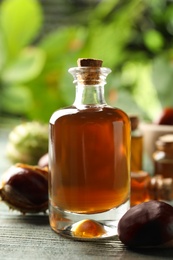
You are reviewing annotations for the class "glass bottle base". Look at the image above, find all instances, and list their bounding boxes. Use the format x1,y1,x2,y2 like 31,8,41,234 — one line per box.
49,200,130,240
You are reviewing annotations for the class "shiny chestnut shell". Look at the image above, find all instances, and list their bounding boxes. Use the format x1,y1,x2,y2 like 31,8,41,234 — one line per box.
118,200,173,247
0,163,48,214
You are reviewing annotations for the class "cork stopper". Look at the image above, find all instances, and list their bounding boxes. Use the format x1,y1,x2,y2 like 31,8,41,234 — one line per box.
77,58,103,67
76,58,103,85
129,115,139,131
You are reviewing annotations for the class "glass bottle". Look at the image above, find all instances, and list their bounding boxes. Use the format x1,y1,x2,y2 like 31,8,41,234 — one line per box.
153,134,173,178
48,58,131,239
131,171,173,206
130,171,150,206
130,115,143,172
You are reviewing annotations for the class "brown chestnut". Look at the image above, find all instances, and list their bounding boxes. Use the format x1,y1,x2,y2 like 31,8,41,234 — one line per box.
118,200,173,247
0,163,48,214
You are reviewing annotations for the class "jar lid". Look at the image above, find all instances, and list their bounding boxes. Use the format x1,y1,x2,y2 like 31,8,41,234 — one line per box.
131,171,150,184
156,134,173,150
158,134,173,142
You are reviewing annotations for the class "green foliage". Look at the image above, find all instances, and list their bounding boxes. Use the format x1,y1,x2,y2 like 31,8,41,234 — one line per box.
1,84,32,114
0,0,42,59
143,30,164,52
152,51,173,109
0,0,173,123
0,0,43,117
84,0,143,68
2,48,46,83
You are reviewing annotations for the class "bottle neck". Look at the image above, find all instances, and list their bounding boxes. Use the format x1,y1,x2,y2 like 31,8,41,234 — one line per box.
69,66,111,108
73,84,106,107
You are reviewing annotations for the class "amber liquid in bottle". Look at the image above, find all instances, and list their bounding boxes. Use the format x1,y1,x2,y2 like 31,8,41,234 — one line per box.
49,59,131,239
50,106,130,213
130,115,143,172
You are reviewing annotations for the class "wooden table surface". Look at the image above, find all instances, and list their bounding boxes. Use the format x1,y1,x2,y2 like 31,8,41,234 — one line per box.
1,124,173,260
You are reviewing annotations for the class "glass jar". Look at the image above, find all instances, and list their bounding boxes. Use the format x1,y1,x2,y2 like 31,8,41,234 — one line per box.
153,134,173,178
130,115,143,172
131,171,173,206
130,171,150,206
48,58,131,239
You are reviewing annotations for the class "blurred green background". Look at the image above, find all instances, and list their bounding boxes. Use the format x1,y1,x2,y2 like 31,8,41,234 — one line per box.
0,0,173,123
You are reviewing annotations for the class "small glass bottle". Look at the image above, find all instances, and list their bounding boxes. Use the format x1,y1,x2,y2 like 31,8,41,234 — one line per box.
131,171,173,206
153,134,173,178
130,115,143,172
49,58,131,239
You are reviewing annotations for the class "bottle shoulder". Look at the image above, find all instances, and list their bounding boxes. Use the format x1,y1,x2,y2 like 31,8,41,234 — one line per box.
50,106,77,124
49,105,130,125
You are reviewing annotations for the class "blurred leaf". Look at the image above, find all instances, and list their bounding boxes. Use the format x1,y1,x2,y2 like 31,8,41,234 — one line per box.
151,52,173,108
25,78,66,122
0,30,7,71
39,27,85,62
0,0,43,59
106,61,161,121
90,0,119,20
108,89,146,117
132,61,162,120
2,47,46,83
83,23,128,68
143,30,164,52
164,5,173,35
1,84,32,114
58,68,76,106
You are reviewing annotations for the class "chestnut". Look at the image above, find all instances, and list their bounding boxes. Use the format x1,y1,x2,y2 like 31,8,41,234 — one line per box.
118,200,173,247
0,163,48,214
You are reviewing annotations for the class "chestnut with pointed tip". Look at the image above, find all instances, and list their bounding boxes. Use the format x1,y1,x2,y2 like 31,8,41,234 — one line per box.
0,163,48,214
118,200,173,247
